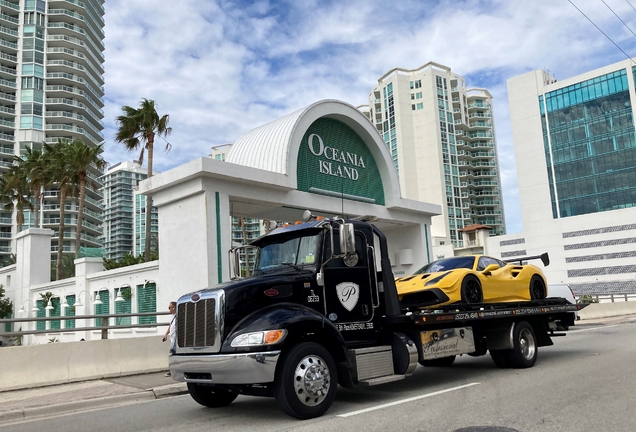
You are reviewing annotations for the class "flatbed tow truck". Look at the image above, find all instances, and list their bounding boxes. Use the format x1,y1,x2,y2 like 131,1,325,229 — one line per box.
169,212,586,419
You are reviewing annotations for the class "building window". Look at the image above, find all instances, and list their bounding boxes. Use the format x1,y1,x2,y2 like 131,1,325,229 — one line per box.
94,289,110,327
36,299,45,331
19,116,43,129
24,0,46,13
22,64,44,78
65,295,76,329
137,282,157,324
115,286,132,326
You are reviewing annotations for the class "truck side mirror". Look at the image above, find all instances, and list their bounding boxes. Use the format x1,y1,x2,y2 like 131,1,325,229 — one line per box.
340,223,355,255
340,223,358,267
229,247,241,280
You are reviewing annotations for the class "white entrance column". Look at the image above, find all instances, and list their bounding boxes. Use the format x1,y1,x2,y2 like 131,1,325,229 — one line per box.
14,228,54,345
147,167,233,299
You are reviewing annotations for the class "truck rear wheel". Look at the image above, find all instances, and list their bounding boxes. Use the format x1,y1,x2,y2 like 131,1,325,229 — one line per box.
420,355,456,367
506,321,538,368
490,350,511,368
187,383,238,407
274,342,338,420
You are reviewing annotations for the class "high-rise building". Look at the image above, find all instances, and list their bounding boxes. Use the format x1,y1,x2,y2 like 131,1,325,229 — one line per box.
362,62,505,257
101,162,156,260
488,60,636,295
0,0,105,262
134,190,158,257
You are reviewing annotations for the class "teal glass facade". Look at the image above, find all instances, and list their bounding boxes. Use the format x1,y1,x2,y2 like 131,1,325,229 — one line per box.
540,69,636,218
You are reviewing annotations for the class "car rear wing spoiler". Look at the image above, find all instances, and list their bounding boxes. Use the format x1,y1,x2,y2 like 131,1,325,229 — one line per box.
504,252,550,267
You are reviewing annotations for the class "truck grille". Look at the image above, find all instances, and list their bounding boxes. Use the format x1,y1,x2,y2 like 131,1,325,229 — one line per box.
177,299,217,348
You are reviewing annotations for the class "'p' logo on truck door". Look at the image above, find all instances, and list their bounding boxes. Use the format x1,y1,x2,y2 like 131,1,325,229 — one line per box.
336,282,360,311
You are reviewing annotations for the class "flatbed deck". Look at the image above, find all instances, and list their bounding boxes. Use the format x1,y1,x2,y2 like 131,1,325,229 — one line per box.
385,298,586,326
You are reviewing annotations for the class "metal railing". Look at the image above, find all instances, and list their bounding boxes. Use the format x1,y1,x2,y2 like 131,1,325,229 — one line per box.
574,293,636,303
0,311,171,340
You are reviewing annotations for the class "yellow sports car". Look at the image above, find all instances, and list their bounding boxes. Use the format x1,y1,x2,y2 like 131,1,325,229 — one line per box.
395,253,549,309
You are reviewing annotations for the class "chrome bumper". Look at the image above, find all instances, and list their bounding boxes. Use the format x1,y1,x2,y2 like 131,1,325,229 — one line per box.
169,351,281,384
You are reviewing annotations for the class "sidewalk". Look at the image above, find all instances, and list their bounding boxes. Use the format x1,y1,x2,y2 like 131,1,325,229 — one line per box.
1,314,634,426
0,371,188,425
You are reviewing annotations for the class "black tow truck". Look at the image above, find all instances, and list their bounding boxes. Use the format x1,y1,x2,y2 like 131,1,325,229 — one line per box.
169,212,585,419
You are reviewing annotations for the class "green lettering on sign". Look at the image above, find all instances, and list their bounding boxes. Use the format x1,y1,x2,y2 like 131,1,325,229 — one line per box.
296,118,385,205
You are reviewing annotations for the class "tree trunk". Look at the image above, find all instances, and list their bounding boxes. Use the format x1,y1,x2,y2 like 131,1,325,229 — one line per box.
56,189,66,280
33,186,40,228
16,206,23,232
144,137,154,261
75,179,86,256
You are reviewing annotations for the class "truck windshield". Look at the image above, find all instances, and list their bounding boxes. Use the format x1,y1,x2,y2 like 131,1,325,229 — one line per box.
255,233,320,272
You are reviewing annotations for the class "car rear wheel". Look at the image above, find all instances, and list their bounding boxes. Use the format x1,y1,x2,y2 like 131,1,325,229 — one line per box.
461,275,483,304
530,275,546,300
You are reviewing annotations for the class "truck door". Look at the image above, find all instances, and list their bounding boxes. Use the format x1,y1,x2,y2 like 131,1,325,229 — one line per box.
322,230,376,327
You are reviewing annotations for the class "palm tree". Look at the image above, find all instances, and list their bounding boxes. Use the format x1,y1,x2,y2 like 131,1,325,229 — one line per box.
115,98,171,261
0,165,34,232
65,140,106,256
44,141,77,280
15,147,49,228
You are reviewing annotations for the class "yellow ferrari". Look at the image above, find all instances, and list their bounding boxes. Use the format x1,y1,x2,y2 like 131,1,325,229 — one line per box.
395,253,549,309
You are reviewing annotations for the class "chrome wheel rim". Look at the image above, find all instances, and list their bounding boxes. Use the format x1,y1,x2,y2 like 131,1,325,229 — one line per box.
293,354,331,406
519,328,536,360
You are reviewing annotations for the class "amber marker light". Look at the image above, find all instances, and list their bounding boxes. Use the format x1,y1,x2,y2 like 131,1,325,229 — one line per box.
265,330,286,344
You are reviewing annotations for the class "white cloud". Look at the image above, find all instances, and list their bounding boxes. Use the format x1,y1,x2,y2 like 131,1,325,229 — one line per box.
102,0,636,233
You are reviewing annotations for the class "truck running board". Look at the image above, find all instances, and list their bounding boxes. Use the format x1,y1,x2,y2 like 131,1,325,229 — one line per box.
358,374,406,386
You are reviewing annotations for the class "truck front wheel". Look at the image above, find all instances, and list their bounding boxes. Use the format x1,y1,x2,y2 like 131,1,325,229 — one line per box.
274,342,338,419
187,383,238,407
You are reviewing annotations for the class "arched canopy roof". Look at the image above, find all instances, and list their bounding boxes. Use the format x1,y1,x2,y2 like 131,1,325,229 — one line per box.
226,99,402,206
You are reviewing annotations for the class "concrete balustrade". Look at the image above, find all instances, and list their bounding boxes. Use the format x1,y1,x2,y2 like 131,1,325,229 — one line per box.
577,301,636,320
0,336,168,392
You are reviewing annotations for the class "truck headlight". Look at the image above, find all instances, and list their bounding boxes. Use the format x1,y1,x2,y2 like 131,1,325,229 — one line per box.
231,329,287,347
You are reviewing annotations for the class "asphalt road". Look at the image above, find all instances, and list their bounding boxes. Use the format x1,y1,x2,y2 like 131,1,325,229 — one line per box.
4,320,636,432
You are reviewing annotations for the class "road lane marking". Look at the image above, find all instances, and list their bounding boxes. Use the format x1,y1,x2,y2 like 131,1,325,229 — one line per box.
336,382,481,418
568,324,620,333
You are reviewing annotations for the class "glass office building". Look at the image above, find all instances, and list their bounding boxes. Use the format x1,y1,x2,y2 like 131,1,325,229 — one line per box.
540,69,636,219
489,60,636,296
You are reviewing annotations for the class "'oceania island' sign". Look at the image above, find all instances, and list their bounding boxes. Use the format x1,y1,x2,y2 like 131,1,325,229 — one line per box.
296,118,385,205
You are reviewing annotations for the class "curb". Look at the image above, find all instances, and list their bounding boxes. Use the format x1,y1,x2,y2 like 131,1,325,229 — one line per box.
0,384,187,425
152,382,188,398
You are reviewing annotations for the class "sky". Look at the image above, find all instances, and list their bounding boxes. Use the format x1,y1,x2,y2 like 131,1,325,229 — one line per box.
101,0,636,234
